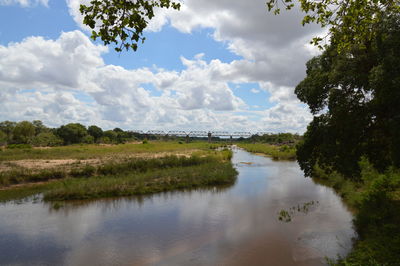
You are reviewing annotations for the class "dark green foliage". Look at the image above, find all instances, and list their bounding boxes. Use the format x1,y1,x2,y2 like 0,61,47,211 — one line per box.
56,123,88,145
296,14,400,178
88,125,103,142
30,132,63,147
0,121,16,144
82,135,94,144
0,130,6,145
315,161,400,265
12,121,35,144
32,120,47,135
80,0,181,52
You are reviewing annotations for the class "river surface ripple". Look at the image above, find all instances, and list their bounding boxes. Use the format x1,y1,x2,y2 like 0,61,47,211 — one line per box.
0,148,355,266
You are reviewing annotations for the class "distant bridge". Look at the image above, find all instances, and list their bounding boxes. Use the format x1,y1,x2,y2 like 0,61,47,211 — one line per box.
131,130,272,143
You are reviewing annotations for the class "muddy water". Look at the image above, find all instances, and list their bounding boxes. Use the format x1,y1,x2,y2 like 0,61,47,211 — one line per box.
0,148,355,265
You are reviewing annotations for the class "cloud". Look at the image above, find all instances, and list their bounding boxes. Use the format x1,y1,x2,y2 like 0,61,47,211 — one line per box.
2,0,323,133
0,0,48,7
0,31,106,90
1,31,269,131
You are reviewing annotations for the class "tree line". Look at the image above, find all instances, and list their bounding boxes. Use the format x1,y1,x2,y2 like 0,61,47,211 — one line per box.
0,120,143,147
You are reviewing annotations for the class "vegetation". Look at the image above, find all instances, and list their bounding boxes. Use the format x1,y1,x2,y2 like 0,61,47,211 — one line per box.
80,0,181,52
267,0,399,51
0,183,52,203
0,145,236,201
43,159,236,201
248,132,301,145
313,160,400,265
0,120,144,147
296,13,400,179
268,2,400,264
237,143,296,160
0,141,224,161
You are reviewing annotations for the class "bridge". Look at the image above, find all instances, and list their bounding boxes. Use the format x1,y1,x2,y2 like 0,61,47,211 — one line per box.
131,130,271,143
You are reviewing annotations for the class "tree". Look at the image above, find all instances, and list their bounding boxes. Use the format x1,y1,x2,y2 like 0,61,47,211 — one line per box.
32,120,48,135
88,125,103,142
0,121,16,143
295,13,400,178
80,0,180,52
266,0,400,51
12,121,35,144
0,130,7,146
31,132,63,147
103,130,118,143
57,123,88,145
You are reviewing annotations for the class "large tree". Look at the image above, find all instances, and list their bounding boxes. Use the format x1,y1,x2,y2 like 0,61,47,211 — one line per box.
88,125,103,142
57,123,88,145
295,13,400,178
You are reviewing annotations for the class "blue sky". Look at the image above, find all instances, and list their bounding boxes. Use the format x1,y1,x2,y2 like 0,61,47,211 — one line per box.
0,0,320,132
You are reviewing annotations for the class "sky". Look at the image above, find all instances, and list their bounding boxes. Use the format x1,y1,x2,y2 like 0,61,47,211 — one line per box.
0,0,323,133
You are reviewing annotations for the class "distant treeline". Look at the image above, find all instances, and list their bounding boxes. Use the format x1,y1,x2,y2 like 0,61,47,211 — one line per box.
0,120,302,147
0,120,144,147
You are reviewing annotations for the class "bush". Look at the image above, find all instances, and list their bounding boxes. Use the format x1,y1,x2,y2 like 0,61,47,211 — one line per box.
7,144,32,149
30,132,63,147
82,135,94,144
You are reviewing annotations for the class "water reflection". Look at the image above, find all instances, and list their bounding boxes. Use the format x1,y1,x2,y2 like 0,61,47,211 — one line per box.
0,149,355,265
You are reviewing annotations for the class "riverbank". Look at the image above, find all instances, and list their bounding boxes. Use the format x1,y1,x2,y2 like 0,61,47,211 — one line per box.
313,161,400,265
0,142,237,202
236,143,296,160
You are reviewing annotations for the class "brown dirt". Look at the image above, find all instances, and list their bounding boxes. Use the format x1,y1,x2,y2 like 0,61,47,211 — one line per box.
0,150,197,173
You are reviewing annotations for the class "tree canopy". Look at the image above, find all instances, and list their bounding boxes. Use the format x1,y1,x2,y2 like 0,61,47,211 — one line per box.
267,0,400,50
295,12,400,178
80,0,180,52
12,121,35,144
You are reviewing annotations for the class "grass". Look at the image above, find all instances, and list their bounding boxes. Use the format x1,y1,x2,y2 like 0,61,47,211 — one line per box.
43,161,237,201
313,160,400,265
0,141,225,161
236,143,296,160
0,148,237,201
0,183,50,203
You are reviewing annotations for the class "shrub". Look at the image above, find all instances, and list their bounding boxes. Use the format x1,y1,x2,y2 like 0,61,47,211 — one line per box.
7,144,32,149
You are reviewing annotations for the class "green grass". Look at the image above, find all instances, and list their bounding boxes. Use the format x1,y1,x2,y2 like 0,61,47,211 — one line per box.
236,143,296,160
0,141,225,161
43,161,237,201
0,149,237,202
313,160,400,265
0,149,233,187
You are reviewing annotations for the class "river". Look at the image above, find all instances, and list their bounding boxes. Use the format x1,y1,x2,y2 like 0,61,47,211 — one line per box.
0,148,355,265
